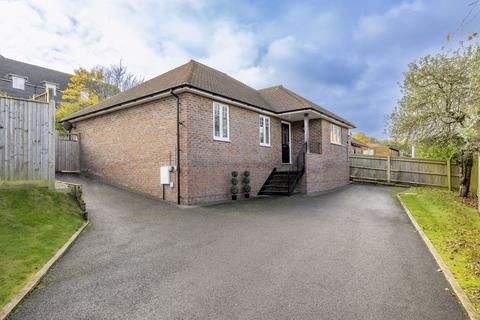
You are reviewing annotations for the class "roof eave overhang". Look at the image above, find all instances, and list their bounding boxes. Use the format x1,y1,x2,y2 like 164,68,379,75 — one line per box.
277,109,355,129
64,84,355,129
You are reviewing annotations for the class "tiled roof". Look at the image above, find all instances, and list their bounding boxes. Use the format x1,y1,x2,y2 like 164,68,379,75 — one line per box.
0,55,71,90
258,85,354,127
63,59,354,127
350,138,367,147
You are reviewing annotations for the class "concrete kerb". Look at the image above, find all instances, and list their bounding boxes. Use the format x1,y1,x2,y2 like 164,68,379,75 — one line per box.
397,193,479,320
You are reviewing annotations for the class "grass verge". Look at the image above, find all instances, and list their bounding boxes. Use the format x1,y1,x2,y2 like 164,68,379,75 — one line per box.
399,187,480,313
0,188,84,309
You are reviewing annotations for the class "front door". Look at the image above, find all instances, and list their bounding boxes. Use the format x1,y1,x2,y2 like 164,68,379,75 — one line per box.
281,122,291,163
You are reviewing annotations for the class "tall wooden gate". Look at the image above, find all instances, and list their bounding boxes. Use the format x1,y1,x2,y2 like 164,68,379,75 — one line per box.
55,132,80,172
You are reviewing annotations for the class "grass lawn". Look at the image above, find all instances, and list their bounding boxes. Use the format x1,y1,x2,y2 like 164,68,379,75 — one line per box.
0,188,84,309
399,188,480,313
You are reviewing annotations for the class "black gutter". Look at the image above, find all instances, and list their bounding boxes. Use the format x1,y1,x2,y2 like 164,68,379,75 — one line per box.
170,89,181,205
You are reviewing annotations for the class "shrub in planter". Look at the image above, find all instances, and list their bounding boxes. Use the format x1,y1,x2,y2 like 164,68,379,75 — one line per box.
243,171,251,198
231,171,239,200
243,184,251,198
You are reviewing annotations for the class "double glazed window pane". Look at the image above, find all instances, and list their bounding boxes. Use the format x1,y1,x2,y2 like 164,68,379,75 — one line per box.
331,124,341,144
214,103,229,140
222,107,228,138
260,117,264,143
214,105,220,137
265,118,270,145
259,116,270,146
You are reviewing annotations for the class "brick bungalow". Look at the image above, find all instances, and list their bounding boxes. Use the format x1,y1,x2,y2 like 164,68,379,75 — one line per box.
62,60,355,205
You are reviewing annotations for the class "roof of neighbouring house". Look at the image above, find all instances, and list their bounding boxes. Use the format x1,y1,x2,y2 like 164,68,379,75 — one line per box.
350,138,367,147
366,142,400,152
0,55,71,90
63,59,354,127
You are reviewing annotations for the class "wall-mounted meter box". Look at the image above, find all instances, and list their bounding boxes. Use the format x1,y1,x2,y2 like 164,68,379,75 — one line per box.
160,166,171,184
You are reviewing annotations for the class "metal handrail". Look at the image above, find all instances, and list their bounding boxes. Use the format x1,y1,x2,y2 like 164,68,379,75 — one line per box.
287,142,307,196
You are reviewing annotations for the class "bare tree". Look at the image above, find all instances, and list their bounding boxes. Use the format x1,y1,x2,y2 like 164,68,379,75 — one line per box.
94,60,144,99
104,60,144,91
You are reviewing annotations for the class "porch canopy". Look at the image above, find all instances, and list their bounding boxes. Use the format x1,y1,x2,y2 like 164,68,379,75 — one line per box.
277,109,351,153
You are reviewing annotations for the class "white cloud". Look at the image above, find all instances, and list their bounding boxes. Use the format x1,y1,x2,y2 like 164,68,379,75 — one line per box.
0,0,265,81
0,0,468,138
200,23,259,74
354,0,425,42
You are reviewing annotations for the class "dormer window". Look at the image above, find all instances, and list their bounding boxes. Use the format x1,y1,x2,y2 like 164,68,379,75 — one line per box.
45,83,57,96
12,76,25,90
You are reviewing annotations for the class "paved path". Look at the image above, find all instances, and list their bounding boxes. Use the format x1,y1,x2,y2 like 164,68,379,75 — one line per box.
10,175,466,319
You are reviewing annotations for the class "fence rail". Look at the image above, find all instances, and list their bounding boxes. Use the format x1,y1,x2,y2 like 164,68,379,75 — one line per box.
349,155,462,189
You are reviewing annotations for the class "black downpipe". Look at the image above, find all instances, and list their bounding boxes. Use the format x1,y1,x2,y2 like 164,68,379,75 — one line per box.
170,89,181,205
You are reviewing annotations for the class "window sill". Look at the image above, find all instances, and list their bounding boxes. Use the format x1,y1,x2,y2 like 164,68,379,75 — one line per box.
330,142,343,146
214,137,230,143
260,144,271,148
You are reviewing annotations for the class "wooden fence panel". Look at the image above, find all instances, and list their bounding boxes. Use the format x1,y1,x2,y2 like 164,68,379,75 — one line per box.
349,156,388,182
0,97,55,188
55,133,80,172
349,155,462,189
390,157,448,187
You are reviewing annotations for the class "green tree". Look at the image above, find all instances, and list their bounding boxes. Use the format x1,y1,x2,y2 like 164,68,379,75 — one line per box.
352,132,378,144
56,62,144,130
387,44,480,197
55,68,103,130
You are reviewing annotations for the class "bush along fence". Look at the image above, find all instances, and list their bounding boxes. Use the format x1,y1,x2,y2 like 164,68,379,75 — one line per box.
0,96,56,189
349,154,479,193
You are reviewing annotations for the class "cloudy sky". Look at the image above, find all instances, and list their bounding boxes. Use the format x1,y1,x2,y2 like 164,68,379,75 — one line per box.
0,0,477,137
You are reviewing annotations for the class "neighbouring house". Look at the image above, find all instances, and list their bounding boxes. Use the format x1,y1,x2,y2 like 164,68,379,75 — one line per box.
0,54,71,105
350,137,367,154
363,143,400,156
62,60,355,205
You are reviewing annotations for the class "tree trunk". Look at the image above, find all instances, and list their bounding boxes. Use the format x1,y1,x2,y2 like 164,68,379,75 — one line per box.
459,152,473,197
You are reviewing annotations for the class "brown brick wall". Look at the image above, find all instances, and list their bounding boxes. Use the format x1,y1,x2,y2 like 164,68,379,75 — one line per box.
73,92,284,205
73,96,183,203
303,120,350,193
182,93,282,204
73,92,350,205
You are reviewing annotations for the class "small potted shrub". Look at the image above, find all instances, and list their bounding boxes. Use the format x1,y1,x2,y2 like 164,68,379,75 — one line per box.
231,171,239,200
243,171,251,198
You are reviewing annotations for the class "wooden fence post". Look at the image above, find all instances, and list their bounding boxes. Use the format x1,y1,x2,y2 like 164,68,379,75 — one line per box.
47,98,56,189
447,158,452,191
387,156,391,183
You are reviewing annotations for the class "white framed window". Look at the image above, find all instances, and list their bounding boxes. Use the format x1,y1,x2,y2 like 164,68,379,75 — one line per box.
330,123,342,145
259,115,271,147
363,149,374,155
12,76,25,90
213,102,229,141
45,83,57,96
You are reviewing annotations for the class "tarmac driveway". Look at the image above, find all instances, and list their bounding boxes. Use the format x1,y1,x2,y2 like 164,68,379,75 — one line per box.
10,175,466,320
